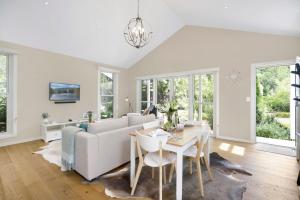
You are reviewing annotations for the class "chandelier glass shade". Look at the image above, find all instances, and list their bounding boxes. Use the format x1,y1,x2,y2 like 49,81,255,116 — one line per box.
124,0,153,49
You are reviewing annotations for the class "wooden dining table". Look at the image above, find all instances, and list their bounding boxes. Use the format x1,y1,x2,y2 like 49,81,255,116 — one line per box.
129,125,211,200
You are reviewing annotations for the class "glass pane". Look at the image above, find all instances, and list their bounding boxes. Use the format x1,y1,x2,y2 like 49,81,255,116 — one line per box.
100,72,113,95
0,82,7,95
193,74,214,129
149,80,154,102
141,80,147,101
202,74,214,129
0,55,7,133
100,96,113,119
174,77,189,122
202,74,214,104
203,103,213,129
141,80,154,102
193,75,200,121
157,79,170,108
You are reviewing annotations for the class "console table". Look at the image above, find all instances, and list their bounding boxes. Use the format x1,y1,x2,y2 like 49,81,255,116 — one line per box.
41,120,88,142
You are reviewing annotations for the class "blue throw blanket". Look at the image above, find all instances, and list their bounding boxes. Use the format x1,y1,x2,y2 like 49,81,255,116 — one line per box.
61,126,82,171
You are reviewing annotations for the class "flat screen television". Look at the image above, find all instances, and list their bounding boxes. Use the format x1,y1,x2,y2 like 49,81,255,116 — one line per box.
49,82,80,102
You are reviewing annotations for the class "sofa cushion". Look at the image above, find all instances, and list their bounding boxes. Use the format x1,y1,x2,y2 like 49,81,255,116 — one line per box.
128,114,156,126
127,113,141,117
88,117,128,134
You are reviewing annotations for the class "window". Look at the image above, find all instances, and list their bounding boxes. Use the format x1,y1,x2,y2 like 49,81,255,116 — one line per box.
0,52,17,138
99,70,118,119
174,76,190,121
140,79,154,112
137,70,217,133
0,55,8,133
157,79,170,107
193,74,214,129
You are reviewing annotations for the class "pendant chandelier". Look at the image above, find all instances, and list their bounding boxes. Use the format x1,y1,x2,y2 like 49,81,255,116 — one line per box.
124,0,153,49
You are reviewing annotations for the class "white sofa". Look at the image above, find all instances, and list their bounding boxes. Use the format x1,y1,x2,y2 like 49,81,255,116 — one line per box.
74,114,156,181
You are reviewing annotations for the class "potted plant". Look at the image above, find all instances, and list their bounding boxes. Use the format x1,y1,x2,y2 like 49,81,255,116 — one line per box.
41,113,49,124
159,99,179,131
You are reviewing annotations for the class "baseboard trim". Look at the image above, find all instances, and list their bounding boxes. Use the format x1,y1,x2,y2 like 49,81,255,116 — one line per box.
0,136,42,147
216,135,251,143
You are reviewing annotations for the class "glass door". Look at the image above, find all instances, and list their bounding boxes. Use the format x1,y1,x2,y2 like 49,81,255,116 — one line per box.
174,76,189,121
194,73,215,130
140,79,154,112
157,79,171,107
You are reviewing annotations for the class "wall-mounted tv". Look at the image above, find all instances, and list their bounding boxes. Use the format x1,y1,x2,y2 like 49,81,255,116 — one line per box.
49,82,80,103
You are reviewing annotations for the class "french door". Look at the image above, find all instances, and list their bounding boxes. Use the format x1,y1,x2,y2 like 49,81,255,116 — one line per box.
138,72,217,133
193,74,215,130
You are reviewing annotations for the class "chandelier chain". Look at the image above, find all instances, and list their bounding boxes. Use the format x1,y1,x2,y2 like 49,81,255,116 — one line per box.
137,0,140,18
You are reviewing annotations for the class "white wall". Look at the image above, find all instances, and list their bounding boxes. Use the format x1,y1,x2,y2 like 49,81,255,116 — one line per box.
128,26,300,142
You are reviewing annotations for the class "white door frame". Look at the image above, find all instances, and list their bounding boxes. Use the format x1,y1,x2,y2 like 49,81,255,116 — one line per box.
250,59,295,143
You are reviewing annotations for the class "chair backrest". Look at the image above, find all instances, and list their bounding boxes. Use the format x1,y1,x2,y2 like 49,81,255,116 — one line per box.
136,131,168,153
194,122,210,138
196,125,211,157
143,120,160,130
199,130,210,151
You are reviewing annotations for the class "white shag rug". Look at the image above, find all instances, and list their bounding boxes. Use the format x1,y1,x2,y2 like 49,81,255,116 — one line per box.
34,140,66,171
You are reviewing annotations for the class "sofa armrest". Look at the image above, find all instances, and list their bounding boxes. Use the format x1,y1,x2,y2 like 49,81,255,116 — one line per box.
75,132,98,181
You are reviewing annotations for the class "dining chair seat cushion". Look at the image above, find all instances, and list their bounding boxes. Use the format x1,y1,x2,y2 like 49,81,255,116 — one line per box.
144,152,176,167
183,145,204,158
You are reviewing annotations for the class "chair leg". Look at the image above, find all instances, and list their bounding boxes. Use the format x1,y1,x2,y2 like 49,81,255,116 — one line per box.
189,158,193,174
131,162,143,196
169,163,175,183
200,157,205,165
159,165,162,200
203,157,213,180
163,166,167,184
152,167,155,179
196,159,204,197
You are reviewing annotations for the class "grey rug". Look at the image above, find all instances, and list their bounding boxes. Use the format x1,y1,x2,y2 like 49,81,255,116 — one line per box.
99,152,252,200
255,143,296,157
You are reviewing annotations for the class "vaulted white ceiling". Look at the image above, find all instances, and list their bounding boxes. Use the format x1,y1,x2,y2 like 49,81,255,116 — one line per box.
0,0,184,68
162,0,300,37
0,0,299,68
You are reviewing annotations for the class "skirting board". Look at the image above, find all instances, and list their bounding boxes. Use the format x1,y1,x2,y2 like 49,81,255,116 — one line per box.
0,136,42,147
216,135,252,143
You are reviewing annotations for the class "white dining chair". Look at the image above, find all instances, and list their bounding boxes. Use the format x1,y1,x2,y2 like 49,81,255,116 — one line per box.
169,122,213,197
143,120,167,180
131,131,176,200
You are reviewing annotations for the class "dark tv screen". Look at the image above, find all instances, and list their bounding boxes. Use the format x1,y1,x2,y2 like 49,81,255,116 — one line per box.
49,82,80,102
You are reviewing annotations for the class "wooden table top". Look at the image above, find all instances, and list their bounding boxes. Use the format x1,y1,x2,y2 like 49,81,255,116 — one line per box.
129,125,205,147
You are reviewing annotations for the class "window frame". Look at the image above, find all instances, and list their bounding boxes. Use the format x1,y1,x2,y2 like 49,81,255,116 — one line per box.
136,68,219,136
0,51,18,139
98,67,119,119
140,79,154,112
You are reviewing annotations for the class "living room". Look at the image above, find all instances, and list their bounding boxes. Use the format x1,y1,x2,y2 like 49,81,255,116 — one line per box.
0,0,300,200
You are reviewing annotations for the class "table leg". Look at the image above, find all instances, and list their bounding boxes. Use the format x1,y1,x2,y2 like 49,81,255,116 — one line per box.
176,151,183,200
205,136,210,167
130,136,136,188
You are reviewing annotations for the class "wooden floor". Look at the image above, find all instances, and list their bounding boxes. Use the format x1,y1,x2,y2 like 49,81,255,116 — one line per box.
0,138,299,200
